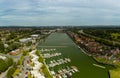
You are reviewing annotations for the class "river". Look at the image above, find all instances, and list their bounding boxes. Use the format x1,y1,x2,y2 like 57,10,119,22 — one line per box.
37,32,110,78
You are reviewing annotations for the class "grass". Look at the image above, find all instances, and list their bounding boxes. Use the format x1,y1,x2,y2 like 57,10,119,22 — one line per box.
28,73,33,78
110,62,120,78
42,64,53,78
17,56,24,66
111,33,120,40
12,68,21,77
110,68,120,78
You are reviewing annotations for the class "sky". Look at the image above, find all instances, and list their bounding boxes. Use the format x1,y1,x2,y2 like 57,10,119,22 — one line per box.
0,0,120,26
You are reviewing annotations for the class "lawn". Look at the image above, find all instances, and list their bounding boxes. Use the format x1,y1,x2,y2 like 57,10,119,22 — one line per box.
110,62,120,78
110,68,120,78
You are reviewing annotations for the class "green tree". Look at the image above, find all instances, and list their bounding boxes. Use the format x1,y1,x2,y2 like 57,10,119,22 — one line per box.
6,33,17,41
7,68,15,78
0,41,4,53
8,43,21,51
26,41,32,46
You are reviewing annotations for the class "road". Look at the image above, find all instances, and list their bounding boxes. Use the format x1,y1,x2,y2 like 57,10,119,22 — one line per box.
79,30,120,45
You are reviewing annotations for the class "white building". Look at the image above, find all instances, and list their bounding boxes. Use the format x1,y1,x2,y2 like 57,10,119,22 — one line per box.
19,38,32,43
0,55,6,60
31,34,39,39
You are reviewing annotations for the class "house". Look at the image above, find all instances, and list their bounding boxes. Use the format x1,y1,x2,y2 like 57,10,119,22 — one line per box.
9,48,21,55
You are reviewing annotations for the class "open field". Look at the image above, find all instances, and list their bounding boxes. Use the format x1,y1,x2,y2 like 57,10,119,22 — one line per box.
110,68,120,78
37,32,111,78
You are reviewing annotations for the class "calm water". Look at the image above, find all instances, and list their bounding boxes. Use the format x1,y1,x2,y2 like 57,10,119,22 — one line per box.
38,32,110,78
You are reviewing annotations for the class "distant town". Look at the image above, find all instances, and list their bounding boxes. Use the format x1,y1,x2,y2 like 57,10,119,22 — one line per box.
0,26,120,78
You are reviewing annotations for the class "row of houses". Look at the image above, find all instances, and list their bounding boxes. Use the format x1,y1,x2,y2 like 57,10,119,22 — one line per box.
68,31,120,61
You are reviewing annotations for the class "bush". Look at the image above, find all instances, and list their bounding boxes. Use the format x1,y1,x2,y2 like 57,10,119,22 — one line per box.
7,68,16,78
0,58,13,73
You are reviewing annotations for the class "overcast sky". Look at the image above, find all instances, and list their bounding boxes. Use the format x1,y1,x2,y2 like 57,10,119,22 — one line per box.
0,0,120,26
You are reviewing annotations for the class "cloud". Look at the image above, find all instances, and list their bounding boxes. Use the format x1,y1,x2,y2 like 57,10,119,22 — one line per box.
0,0,120,26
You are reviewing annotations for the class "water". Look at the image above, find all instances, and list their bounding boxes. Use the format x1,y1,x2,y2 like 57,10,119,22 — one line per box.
38,32,110,78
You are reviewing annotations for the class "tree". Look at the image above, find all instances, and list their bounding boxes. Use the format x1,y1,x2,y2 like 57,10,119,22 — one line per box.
0,41,4,53
7,68,15,78
8,43,21,51
26,41,32,46
6,33,17,41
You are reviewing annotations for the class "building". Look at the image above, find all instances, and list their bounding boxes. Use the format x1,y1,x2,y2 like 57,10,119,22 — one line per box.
19,38,32,44
31,34,39,39
0,55,6,60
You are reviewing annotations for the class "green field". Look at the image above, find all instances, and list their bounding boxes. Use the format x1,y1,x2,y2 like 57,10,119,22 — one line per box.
37,32,112,78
